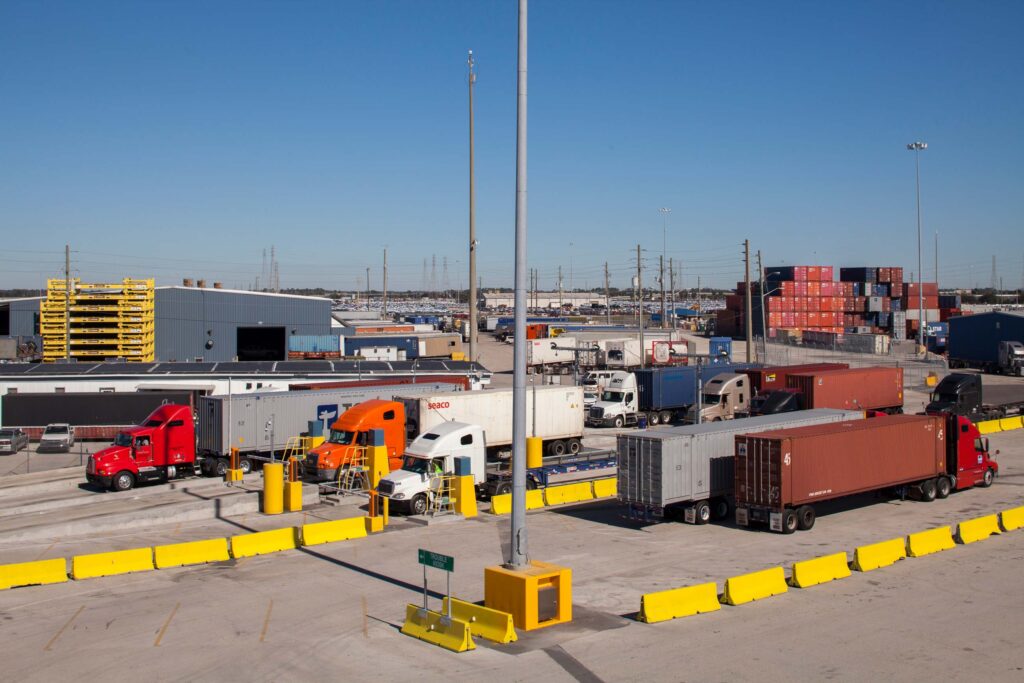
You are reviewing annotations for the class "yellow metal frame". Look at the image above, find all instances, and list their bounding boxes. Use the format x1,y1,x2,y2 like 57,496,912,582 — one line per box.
484,560,572,631
42,277,155,362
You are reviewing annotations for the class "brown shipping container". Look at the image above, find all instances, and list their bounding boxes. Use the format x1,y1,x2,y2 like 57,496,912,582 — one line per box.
744,363,849,393
786,366,903,411
421,334,463,358
734,415,946,512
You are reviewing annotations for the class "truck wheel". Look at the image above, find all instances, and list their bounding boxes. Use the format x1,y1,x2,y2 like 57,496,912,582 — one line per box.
567,438,582,455
613,417,624,429
919,478,937,502
711,498,730,520
796,505,816,531
410,494,429,516
694,500,711,525
548,440,567,456
112,471,135,492
659,411,672,425
214,458,228,476
936,476,952,499
981,468,994,488
239,458,253,474
648,412,660,425
495,482,511,496
781,509,798,534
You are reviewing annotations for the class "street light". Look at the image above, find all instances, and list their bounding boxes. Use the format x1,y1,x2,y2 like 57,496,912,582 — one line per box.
907,141,927,350
659,208,671,329
760,270,782,361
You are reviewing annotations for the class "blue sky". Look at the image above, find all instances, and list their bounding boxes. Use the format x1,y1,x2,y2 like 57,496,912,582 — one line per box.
2,1,1022,291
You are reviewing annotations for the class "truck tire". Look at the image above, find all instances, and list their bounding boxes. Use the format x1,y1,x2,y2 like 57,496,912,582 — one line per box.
796,505,816,531
919,478,937,502
711,498,730,520
936,476,952,499
410,494,429,516
981,468,994,487
495,482,511,496
613,416,624,429
659,411,672,425
567,438,582,455
548,440,567,456
781,509,798,534
694,500,711,525
214,458,229,477
239,458,253,474
112,471,135,492
648,412,660,425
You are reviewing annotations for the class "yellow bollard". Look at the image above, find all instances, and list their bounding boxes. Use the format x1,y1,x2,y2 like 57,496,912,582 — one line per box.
284,481,303,512
262,463,284,515
454,475,478,518
527,437,543,469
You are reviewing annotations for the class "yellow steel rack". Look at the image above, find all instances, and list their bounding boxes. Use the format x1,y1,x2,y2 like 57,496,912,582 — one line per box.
42,278,155,362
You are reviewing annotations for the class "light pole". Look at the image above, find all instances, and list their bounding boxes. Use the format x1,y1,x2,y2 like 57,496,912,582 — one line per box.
760,270,781,361
659,208,671,329
907,141,927,350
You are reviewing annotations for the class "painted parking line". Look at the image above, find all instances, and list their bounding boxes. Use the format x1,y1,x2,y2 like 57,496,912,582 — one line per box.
154,602,180,647
259,599,273,643
43,605,84,652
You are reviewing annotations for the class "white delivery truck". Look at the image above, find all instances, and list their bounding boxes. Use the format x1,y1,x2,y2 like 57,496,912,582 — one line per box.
526,337,579,373
585,372,639,428
399,385,584,457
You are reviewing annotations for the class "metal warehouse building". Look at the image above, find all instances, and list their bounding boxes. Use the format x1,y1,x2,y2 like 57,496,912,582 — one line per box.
155,286,332,362
2,288,332,362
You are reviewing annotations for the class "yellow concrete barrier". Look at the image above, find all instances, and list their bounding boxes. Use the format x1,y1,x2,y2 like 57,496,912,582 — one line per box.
442,597,518,644
545,483,585,505
526,489,545,510
0,558,68,590
490,493,511,515
976,420,1002,435
400,604,475,652
154,538,230,569
231,527,298,558
284,480,303,512
1001,505,1024,532
72,548,154,580
721,567,788,605
301,518,367,546
637,582,721,623
365,515,385,533
574,481,594,502
593,477,617,498
790,552,851,588
906,526,956,558
957,514,1001,544
999,416,1023,431
852,537,906,572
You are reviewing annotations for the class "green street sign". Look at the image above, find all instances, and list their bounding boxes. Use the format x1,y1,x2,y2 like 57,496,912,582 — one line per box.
418,549,454,572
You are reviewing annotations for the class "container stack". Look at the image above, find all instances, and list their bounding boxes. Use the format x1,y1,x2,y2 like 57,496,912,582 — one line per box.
900,281,939,340
938,294,963,322
837,266,905,336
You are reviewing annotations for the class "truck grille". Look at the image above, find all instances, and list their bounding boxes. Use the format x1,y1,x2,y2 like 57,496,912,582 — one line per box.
589,406,604,419
303,454,318,474
87,459,95,474
378,480,395,495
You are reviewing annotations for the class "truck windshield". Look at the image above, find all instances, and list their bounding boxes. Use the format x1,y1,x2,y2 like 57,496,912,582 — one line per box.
931,393,957,403
702,394,721,405
601,390,623,402
402,456,432,474
114,433,133,447
44,426,67,435
328,430,363,445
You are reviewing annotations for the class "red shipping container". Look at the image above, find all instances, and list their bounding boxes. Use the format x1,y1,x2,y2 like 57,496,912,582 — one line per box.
877,267,891,283
743,362,849,393
782,281,796,295
769,312,783,327
807,312,820,327
820,266,834,281
794,281,808,296
797,313,808,327
903,295,939,309
794,266,808,281
726,294,743,310
783,313,796,326
806,281,819,296
786,366,904,412
807,266,820,281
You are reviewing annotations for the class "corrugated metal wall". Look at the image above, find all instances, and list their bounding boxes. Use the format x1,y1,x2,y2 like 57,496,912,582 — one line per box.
8,298,41,337
154,288,332,362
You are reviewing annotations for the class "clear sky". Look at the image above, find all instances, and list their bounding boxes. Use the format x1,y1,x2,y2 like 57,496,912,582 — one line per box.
2,1,1022,292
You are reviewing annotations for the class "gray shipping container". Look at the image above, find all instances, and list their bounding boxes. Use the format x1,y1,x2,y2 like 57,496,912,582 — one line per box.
198,382,462,456
617,409,863,517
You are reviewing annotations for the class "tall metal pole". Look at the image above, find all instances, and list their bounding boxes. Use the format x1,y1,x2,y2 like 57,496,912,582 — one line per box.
669,257,675,329
744,239,752,363
468,50,479,363
908,141,927,349
659,208,670,329
659,254,665,330
558,265,563,311
383,248,388,319
64,244,71,361
934,231,938,285
604,262,610,325
637,244,645,369
757,250,766,361
366,267,370,312
508,0,529,569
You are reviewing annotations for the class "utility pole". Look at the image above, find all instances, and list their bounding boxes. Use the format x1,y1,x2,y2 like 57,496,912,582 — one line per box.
365,267,370,313
637,244,645,369
744,239,752,363
757,250,766,361
934,231,938,285
669,258,675,329
382,248,388,320
604,261,611,325
659,254,666,329
659,207,670,331
508,0,529,569
468,49,479,363
64,244,71,361
558,265,563,311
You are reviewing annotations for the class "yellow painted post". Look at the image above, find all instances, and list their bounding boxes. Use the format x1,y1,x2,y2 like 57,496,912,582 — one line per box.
368,445,389,488
454,475,478,518
526,437,543,469
225,447,244,483
262,463,284,515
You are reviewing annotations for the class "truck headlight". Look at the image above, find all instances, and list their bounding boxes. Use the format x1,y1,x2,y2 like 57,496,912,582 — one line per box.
391,493,406,500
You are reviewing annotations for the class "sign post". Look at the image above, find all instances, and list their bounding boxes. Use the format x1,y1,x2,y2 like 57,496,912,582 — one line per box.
418,549,455,621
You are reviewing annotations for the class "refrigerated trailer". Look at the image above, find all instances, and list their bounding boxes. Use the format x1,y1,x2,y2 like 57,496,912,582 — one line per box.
400,386,584,458
196,382,463,473
617,409,863,523
734,414,997,533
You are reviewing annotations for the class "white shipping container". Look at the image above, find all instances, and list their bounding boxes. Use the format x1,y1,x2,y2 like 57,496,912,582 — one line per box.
526,337,578,366
399,386,584,448
904,309,941,322
356,346,400,361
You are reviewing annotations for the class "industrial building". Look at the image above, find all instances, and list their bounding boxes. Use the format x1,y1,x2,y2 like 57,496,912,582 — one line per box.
1,285,334,363
484,291,607,309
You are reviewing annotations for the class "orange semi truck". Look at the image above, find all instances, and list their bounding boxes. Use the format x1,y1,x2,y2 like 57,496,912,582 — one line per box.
303,399,407,481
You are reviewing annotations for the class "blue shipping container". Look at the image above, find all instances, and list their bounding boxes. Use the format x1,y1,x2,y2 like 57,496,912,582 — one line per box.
635,362,759,411
948,312,1024,365
288,335,343,353
709,337,732,360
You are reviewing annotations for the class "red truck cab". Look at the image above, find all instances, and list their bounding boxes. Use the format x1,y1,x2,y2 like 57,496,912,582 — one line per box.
304,400,407,482
86,404,196,492
949,414,998,489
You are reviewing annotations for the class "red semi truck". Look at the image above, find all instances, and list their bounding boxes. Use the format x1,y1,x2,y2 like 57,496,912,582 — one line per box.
734,414,997,533
87,404,199,491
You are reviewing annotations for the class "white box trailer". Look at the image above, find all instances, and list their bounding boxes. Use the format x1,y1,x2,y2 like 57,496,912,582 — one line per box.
399,385,585,458
526,337,578,368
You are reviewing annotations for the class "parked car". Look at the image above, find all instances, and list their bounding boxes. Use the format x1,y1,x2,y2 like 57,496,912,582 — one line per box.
39,423,75,452
0,428,30,455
